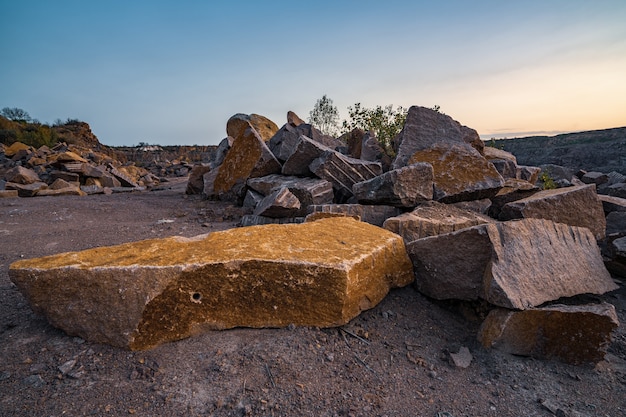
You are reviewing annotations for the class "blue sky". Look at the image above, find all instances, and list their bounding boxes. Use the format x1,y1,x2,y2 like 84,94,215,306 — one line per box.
1,1,625,146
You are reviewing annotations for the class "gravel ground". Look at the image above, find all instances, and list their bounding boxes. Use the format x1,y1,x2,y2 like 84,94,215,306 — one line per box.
1,180,625,417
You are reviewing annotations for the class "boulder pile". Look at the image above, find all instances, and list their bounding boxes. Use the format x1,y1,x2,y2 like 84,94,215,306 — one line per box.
0,141,161,197
9,106,623,364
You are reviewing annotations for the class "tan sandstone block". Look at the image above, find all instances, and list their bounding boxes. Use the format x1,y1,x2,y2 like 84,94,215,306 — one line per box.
9,217,413,350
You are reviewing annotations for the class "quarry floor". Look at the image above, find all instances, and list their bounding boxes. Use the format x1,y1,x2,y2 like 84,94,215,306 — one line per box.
1,179,625,417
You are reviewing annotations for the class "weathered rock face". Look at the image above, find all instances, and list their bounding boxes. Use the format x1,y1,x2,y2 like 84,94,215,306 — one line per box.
383,201,492,244
186,164,211,195
407,219,617,309
226,113,279,142
280,135,332,176
392,106,484,169
247,174,334,216
408,142,504,203
499,184,606,240
352,163,434,207
479,303,619,364
209,124,282,201
5,166,42,184
253,187,301,218
310,151,382,201
270,125,342,164
9,217,414,350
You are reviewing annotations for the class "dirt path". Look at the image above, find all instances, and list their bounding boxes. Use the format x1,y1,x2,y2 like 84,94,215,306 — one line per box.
1,183,625,416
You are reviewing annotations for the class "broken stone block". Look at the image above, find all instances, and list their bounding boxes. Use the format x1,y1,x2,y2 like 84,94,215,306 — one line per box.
499,184,606,240
516,165,541,184
3,141,31,157
5,181,48,197
242,189,264,209
9,217,414,350
287,110,305,127
450,198,492,215
489,159,517,179
406,218,618,309
483,146,517,164
352,163,434,207
209,124,282,201
408,142,504,203
360,132,392,171
382,201,492,244
581,171,608,185
99,172,122,188
253,187,301,218
488,178,540,218
50,170,80,184
308,204,400,227
479,303,619,364
0,190,18,198
247,174,334,216
281,135,333,176
36,187,87,197
606,211,626,235
226,113,279,142
186,164,211,195
4,166,41,184
310,151,382,201
392,106,484,170
107,165,139,188
270,124,341,163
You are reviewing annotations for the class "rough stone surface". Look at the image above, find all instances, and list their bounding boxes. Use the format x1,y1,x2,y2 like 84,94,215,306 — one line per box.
209,124,282,200
286,111,305,127
360,133,392,171
392,106,484,169
479,303,620,364
280,135,333,176
310,151,382,201
253,187,301,218
226,113,279,142
4,166,41,184
9,217,414,350
408,142,504,203
352,163,434,207
490,159,518,179
307,204,401,227
516,165,542,184
383,201,492,244
499,184,606,240
582,171,608,185
239,215,305,227
5,181,48,197
247,174,334,215
0,190,18,198
186,164,211,195
407,219,618,309
488,178,540,218
483,146,517,164
271,126,341,164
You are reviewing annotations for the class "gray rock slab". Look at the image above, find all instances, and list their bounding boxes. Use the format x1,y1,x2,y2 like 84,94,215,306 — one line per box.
253,187,301,218
499,184,606,240
406,218,618,309
352,163,434,207
310,151,382,200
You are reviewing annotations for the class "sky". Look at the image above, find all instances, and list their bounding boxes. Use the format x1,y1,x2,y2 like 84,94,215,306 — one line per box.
1,0,625,146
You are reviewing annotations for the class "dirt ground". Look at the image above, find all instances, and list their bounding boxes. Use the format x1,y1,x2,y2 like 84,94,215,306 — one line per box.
1,179,625,417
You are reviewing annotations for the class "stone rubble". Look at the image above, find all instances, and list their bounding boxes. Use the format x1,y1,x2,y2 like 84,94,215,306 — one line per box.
6,107,624,363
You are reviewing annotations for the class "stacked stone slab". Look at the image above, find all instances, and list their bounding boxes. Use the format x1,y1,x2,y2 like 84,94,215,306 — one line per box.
9,217,414,350
0,141,160,197
406,218,619,363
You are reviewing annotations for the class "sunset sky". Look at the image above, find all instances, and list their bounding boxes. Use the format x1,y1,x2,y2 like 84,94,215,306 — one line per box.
1,1,625,146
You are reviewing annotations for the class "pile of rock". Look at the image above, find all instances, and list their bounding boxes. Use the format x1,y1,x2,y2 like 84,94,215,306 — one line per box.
0,141,160,197
9,106,623,364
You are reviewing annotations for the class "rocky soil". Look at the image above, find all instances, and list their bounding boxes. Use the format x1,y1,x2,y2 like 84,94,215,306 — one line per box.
1,180,625,417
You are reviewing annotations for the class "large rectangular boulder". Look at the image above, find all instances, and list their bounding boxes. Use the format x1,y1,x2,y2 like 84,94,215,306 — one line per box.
479,303,619,364
9,217,414,350
352,163,434,207
499,184,606,240
406,218,618,309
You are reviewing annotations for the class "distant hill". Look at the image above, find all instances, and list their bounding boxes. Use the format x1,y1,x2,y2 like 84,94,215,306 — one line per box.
494,127,626,175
